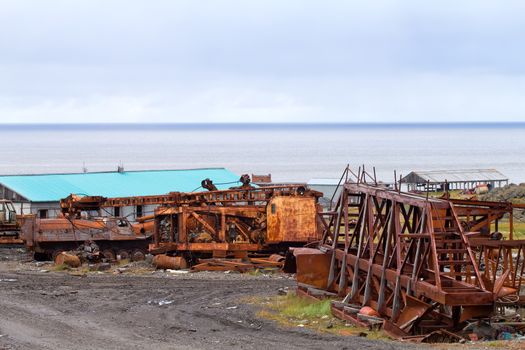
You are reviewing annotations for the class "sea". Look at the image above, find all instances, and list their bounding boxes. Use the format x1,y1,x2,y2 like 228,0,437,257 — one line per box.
0,123,523,184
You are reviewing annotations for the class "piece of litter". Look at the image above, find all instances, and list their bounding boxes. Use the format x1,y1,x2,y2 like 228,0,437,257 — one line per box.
0,279,17,282
167,269,189,274
297,324,305,328
158,300,174,306
226,306,238,310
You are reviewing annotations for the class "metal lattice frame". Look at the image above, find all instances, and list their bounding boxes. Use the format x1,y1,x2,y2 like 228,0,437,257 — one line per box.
310,168,494,335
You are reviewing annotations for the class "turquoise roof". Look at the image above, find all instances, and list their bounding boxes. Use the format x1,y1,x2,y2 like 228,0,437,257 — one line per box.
0,168,242,202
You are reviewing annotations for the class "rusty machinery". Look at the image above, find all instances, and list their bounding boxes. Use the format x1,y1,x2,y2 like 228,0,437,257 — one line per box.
293,167,525,337
21,215,152,261
21,193,180,260
451,198,525,305
148,184,323,266
0,199,23,244
21,176,323,263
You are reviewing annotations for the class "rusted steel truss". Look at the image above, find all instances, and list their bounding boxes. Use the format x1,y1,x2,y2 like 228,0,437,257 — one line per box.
297,169,497,335
451,199,525,304
469,239,525,305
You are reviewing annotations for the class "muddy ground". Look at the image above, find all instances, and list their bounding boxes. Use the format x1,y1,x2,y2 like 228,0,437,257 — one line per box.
0,248,407,350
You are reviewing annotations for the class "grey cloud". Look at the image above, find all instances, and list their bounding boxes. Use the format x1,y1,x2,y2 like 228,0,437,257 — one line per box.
0,1,525,122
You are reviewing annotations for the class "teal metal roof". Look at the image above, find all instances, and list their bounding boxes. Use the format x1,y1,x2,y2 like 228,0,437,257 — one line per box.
0,168,242,202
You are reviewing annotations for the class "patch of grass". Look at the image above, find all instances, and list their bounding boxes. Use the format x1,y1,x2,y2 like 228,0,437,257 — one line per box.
276,294,332,319
77,265,91,274
248,294,389,340
126,267,152,275
493,219,525,239
483,341,507,348
53,263,69,271
117,258,130,266
248,268,262,276
247,267,279,276
429,190,464,199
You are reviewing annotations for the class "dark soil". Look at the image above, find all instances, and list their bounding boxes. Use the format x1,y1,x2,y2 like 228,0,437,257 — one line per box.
0,248,405,350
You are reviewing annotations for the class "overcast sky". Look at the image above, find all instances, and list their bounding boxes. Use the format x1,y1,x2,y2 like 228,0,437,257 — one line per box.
1,1,525,123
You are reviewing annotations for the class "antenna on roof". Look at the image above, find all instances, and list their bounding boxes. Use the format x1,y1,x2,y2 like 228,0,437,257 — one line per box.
117,162,124,173
82,162,88,173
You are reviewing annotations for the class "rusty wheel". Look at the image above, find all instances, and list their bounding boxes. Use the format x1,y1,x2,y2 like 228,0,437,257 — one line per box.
131,250,145,262
102,249,116,261
117,249,130,261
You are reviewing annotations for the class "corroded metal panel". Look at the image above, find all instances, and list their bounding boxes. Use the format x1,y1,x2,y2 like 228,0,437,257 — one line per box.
266,196,319,243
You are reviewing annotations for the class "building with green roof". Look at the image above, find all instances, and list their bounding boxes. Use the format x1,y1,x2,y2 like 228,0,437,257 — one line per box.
0,168,242,219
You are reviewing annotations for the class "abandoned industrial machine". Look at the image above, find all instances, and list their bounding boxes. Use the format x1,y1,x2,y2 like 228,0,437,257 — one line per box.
149,184,323,267
21,214,152,261
20,194,162,260
0,199,22,244
19,176,324,265
293,167,525,339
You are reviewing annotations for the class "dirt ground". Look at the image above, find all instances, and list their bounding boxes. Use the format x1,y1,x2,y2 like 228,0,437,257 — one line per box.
0,248,408,350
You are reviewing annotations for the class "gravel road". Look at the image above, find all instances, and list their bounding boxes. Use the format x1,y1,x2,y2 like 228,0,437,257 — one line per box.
0,249,406,350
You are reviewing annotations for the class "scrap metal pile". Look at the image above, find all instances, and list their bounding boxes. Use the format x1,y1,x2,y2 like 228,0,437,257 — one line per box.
294,167,525,342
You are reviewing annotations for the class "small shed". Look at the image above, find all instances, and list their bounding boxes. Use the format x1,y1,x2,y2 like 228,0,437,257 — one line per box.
401,169,508,192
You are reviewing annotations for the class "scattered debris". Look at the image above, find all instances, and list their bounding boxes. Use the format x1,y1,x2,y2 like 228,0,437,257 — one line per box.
277,287,288,295
148,299,175,306
153,254,188,270
190,257,283,273
54,252,81,268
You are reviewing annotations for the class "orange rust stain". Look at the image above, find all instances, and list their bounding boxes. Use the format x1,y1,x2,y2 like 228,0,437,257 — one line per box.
266,196,319,243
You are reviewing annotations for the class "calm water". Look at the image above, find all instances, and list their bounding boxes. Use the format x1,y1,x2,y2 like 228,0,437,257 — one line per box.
0,124,523,184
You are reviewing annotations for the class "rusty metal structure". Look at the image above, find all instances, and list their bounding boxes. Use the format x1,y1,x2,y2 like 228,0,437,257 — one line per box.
149,185,323,265
451,198,525,305
0,199,23,244
294,167,525,337
21,175,323,265
450,198,524,240
20,193,178,259
21,215,152,261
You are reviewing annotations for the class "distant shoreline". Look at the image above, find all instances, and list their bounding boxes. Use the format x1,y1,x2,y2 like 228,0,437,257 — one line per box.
0,122,524,130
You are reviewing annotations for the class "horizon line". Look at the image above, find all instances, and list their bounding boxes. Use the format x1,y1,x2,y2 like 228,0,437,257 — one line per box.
0,121,524,129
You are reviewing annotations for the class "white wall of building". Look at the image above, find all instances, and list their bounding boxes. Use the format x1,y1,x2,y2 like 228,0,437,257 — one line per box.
12,201,159,222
